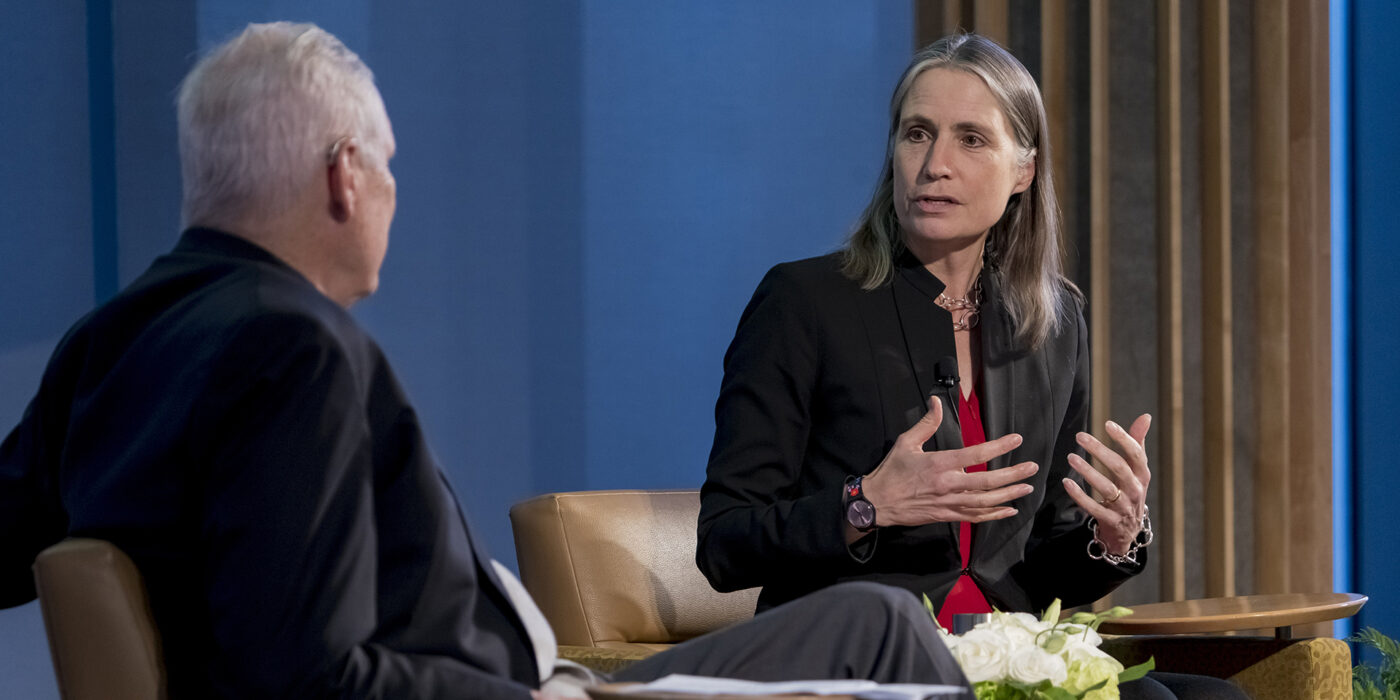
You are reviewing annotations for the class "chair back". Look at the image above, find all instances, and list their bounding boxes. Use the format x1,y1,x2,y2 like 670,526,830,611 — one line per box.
33,538,167,700
509,489,758,649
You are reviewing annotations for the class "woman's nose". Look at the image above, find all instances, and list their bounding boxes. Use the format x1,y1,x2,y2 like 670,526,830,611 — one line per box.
922,139,953,180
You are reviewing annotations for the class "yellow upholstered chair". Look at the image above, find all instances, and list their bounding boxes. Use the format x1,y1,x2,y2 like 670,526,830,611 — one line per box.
33,538,167,700
508,489,758,672
1101,634,1353,700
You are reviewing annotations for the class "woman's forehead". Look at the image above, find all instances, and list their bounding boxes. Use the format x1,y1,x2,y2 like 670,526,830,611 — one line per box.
900,68,1009,130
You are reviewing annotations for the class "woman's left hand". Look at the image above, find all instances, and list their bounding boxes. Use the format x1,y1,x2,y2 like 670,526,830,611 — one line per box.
1062,414,1152,556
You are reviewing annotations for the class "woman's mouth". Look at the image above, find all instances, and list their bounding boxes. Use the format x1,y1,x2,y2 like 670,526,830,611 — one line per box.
913,195,959,213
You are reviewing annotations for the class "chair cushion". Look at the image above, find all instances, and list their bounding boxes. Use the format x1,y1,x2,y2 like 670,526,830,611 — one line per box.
510,490,758,647
558,645,653,674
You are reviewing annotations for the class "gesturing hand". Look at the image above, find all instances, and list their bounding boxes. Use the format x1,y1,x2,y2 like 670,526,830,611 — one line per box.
861,396,1038,528
1062,414,1152,557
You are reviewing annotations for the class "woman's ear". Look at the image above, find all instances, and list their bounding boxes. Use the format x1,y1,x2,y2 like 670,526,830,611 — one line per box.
1012,150,1036,195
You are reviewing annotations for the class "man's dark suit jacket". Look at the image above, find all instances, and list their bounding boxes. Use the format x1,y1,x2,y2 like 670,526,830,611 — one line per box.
698,252,1142,614
0,229,538,699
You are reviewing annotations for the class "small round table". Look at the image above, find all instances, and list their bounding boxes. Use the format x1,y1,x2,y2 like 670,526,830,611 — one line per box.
1094,592,1367,639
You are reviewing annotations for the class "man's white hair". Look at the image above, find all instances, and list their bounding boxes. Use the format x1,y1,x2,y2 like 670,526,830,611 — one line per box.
177,22,393,229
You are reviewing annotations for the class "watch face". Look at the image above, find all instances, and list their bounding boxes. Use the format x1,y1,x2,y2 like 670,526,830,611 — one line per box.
847,499,875,530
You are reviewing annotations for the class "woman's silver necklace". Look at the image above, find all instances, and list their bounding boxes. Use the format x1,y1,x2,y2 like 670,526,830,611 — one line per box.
935,275,982,332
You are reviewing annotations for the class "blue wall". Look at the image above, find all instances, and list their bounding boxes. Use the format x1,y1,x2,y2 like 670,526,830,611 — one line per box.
1349,0,1400,657
0,1,912,695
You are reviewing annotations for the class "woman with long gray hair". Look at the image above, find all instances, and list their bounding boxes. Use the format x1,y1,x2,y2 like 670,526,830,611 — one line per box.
697,34,1242,700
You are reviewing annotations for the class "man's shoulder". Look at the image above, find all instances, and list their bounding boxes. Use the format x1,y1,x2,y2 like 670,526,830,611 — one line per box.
163,241,366,343
190,263,378,381
52,246,375,394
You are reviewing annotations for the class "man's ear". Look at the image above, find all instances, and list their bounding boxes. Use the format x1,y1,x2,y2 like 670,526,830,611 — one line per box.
327,139,358,223
1012,150,1036,195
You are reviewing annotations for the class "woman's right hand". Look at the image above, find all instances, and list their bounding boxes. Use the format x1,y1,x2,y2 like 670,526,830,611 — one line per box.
861,396,1038,528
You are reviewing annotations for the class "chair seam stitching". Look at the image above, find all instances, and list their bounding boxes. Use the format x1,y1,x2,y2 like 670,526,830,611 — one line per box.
554,499,597,646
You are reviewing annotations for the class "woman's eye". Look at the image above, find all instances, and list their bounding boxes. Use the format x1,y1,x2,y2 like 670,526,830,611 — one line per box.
905,128,930,143
961,134,985,147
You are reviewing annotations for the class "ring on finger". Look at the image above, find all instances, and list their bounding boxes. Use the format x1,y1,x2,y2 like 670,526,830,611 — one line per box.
1099,487,1122,506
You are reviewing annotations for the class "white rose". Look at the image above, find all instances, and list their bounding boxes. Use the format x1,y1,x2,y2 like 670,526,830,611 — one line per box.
1005,644,1069,686
950,627,1012,683
981,612,1044,647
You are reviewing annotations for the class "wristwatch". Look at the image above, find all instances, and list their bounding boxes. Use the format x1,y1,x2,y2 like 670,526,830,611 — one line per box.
844,475,877,532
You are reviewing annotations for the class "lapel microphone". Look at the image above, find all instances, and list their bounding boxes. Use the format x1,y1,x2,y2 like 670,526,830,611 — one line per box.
935,356,960,388
934,356,961,430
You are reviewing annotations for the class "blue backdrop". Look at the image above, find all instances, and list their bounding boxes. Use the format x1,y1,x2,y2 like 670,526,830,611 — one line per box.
0,1,911,695
1347,0,1400,663
3,1,1398,696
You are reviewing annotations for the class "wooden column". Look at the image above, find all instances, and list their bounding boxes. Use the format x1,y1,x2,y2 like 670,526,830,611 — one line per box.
1200,0,1235,599
1089,0,1111,453
973,0,1010,48
1156,0,1187,602
1253,0,1293,598
1285,0,1332,604
1042,0,1075,280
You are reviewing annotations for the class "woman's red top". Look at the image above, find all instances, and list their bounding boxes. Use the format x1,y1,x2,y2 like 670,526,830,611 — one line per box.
935,387,994,630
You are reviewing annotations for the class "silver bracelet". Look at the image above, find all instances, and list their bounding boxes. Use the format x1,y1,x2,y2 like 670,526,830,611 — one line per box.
1087,506,1153,565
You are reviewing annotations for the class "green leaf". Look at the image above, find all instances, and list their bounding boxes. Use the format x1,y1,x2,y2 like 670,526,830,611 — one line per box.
1077,677,1109,693
1349,627,1400,698
923,593,943,630
1118,657,1156,684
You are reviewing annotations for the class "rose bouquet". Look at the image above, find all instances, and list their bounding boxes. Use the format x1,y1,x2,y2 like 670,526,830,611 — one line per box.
928,598,1154,700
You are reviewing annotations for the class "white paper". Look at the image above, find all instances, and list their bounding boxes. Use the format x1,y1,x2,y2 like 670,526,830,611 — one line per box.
619,674,964,699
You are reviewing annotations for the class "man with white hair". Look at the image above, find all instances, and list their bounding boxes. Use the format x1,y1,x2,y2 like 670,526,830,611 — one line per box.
0,22,970,699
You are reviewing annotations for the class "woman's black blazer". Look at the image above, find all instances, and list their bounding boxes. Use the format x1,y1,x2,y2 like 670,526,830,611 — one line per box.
697,252,1143,614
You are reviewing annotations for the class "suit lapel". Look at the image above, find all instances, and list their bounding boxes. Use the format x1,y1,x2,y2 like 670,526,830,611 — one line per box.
892,260,963,452
885,258,961,546
971,275,1056,565
979,274,1015,464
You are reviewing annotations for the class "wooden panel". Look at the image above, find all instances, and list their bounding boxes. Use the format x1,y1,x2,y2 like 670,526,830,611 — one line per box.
1200,0,1235,599
915,0,948,47
973,0,1010,47
1285,0,1331,603
1156,0,1187,602
1089,0,1111,456
946,0,967,37
1042,0,1072,277
1252,0,1292,596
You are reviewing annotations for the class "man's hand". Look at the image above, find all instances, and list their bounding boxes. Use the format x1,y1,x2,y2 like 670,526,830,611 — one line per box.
861,396,1038,528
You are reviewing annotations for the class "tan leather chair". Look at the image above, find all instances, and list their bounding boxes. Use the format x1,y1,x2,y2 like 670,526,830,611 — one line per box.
33,538,167,700
510,490,1353,697
509,489,758,671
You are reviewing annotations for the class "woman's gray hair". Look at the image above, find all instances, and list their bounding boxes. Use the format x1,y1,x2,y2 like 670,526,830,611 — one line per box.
841,33,1077,350
177,22,393,229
